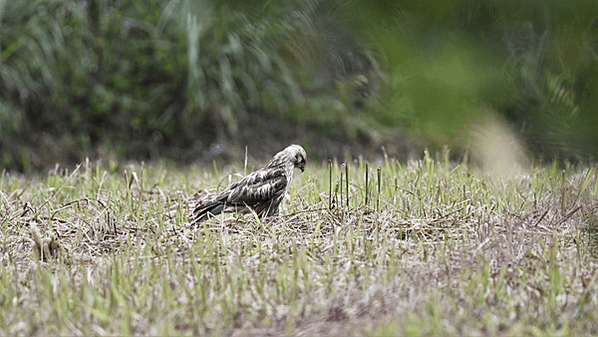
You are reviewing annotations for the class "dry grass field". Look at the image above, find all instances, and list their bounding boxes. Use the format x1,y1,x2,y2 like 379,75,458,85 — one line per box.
1,154,598,336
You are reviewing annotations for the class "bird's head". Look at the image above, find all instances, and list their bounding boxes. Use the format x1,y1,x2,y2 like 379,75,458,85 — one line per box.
266,144,307,173
287,144,307,173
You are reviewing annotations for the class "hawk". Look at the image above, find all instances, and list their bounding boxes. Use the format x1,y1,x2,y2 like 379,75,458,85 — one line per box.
192,144,307,223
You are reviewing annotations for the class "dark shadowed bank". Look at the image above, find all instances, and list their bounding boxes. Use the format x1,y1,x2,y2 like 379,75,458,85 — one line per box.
2,0,598,171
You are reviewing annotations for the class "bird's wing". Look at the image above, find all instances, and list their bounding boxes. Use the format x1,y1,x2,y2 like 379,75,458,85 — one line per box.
226,167,288,209
192,166,288,223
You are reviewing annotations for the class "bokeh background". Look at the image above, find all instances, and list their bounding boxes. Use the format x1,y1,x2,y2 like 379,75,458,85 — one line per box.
2,0,598,172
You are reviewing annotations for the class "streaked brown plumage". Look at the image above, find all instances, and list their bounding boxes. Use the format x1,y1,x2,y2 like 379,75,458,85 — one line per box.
192,144,307,223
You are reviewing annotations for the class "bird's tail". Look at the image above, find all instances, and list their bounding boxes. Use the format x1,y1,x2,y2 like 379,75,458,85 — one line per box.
192,200,225,224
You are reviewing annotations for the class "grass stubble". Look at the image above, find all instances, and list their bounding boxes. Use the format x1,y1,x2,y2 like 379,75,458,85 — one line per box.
1,154,597,336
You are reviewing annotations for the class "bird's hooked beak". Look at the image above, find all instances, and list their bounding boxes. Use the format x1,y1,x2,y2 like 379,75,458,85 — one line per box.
296,157,306,173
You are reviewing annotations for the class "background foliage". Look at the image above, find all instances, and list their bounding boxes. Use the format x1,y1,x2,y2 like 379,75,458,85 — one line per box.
1,0,598,171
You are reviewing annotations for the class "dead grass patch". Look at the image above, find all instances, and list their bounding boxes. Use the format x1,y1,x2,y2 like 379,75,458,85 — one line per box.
1,159,597,335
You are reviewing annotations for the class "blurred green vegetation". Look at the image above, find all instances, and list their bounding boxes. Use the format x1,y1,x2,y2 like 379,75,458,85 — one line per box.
1,0,598,171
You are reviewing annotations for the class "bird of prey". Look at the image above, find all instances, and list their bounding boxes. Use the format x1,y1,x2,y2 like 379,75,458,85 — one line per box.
192,144,307,223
